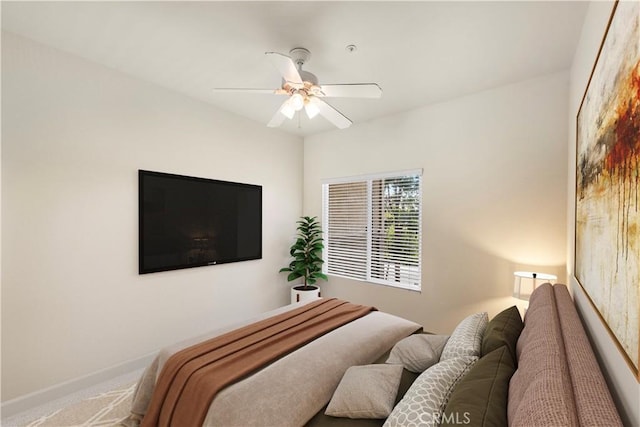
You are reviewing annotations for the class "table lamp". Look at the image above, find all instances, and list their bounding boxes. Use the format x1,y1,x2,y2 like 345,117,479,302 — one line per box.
513,271,557,301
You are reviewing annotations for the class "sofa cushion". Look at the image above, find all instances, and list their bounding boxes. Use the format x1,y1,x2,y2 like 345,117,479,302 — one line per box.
554,285,622,426
482,305,523,365
441,346,515,426
508,283,579,426
386,334,449,373
383,356,477,427
440,312,488,361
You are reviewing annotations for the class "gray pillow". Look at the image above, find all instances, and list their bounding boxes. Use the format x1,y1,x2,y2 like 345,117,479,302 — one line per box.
386,334,450,373
440,312,488,361
325,364,404,419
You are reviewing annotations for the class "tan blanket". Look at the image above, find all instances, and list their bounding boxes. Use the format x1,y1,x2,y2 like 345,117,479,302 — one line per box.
141,298,376,427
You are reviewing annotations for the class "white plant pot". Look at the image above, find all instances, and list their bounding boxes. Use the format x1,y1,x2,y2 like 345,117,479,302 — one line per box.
291,285,321,304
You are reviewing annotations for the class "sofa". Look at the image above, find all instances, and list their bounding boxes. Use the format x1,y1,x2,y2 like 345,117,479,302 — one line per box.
318,283,623,427
508,283,622,426
305,283,623,427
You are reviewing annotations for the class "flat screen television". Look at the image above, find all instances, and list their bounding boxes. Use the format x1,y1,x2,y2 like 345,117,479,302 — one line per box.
139,170,262,274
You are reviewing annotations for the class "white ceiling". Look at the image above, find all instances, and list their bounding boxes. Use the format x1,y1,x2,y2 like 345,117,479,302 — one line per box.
1,1,588,136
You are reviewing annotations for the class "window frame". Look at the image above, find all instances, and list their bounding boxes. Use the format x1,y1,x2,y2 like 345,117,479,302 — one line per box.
322,169,423,292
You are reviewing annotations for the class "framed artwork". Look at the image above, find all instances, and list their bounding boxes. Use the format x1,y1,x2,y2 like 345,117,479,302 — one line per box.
575,0,639,379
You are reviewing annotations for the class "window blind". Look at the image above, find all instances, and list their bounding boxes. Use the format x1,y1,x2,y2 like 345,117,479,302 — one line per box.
323,170,422,290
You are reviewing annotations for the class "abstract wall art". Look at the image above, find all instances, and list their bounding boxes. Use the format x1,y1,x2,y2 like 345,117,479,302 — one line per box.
575,0,639,378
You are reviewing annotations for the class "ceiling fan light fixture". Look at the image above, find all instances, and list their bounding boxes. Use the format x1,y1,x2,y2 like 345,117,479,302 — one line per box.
280,100,296,119
305,98,320,119
290,92,305,111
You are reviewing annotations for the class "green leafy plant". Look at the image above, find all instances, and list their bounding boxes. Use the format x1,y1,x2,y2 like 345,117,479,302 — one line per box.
279,216,328,289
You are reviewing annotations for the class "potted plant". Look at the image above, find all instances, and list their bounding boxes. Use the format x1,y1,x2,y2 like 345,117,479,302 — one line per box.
279,216,328,303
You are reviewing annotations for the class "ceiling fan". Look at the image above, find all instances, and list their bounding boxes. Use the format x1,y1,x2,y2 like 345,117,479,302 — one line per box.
214,47,382,130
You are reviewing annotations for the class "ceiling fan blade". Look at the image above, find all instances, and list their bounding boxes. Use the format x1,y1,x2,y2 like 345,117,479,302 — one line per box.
319,83,382,98
213,88,287,95
267,110,287,128
265,52,303,85
310,97,352,129
267,99,294,128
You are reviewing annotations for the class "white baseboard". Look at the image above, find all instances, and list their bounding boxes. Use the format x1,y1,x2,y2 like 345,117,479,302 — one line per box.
1,353,155,419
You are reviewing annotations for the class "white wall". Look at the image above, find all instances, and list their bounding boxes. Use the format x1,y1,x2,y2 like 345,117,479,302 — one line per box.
304,71,568,333
567,2,639,425
1,32,303,401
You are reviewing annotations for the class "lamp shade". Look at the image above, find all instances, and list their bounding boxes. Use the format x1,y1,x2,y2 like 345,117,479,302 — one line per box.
513,271,557,301
304,98,320,119
290,92,305,111
280,99,296,119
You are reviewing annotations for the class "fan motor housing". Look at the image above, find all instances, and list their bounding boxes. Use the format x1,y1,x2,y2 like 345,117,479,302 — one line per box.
290,47,311,66
299,70,318,86
288,48,317,86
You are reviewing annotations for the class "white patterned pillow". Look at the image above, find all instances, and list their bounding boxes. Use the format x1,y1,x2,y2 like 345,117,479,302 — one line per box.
383,356,477,427
440,312,488,361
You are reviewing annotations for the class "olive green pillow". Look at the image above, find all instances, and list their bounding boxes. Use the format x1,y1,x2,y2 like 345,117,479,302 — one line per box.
481,305,523,364
441,346,515,426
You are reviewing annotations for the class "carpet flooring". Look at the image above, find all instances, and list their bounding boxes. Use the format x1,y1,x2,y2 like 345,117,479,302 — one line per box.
2,371,140,427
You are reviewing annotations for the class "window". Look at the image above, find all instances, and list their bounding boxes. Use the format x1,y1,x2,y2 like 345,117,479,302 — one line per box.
322,170,422,290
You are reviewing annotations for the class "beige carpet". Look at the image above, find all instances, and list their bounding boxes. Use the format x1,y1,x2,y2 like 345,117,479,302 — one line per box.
7,382,136,427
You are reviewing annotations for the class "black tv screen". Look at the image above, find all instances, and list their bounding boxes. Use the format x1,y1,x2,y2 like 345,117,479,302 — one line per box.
139,170,262,274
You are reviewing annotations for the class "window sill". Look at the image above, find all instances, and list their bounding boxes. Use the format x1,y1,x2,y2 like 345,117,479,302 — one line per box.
327,273,421,293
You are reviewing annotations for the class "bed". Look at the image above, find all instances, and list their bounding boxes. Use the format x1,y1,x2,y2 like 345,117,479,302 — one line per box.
121,285,622,427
